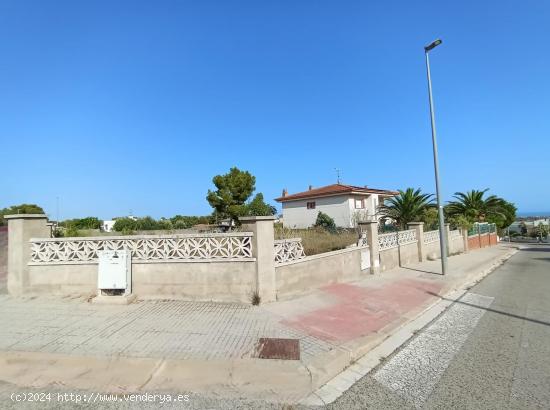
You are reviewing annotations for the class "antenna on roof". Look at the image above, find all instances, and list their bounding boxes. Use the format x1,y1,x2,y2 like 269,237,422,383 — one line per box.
334,168,341,184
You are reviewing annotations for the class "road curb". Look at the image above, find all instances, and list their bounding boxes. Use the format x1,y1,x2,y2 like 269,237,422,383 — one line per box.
300,247,519,406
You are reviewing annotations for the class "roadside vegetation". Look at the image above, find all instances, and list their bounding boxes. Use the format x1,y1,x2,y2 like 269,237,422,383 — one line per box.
378,188,435,230
377,187,517,235
445,189,516,233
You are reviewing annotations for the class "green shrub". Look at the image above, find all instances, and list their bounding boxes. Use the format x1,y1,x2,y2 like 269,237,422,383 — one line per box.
314,212,336,233
64,225,80,237
121,228,135,236
113,218,137,232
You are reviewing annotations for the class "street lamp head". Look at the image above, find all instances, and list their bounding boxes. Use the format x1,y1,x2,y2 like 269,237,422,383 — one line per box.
424,39,442,52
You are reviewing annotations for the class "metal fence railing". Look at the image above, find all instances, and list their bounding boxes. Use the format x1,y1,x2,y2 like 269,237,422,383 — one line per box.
468,223,497,236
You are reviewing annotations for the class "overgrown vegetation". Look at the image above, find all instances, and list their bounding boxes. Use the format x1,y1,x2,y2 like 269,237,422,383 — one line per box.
113,216,172,232
170,215,214,229
60,217,102,230
275,224,357,256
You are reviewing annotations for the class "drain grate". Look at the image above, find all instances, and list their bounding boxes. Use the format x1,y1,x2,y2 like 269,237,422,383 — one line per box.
256,338,300,360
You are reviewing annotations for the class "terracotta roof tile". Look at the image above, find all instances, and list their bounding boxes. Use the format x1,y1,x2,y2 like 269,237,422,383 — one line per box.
275,184,398,202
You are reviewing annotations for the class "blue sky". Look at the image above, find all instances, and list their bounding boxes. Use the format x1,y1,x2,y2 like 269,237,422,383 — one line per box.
1,0,548,219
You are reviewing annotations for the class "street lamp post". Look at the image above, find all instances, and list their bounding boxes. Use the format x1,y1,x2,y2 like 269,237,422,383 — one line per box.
424,38,448,275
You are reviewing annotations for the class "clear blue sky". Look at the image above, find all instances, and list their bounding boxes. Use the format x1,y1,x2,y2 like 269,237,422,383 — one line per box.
1,0,548,220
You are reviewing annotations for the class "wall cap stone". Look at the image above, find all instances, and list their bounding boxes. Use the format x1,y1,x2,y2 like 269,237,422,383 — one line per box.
4,214,48,220
407,222,425,226
240,216,276,222
28,258,257,266
30,232,254,241
275,245,369,267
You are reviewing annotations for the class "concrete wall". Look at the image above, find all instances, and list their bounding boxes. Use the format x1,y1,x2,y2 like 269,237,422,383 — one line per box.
6,214,267,304
379,242,419,272
449,235,465,254
6,215,51,295
5,216,499,304
425,240,441,258
25,261,257,303
379,247,400,272
28,264,97,295
0,226,7,292
133,261,256,303
275,246,369,299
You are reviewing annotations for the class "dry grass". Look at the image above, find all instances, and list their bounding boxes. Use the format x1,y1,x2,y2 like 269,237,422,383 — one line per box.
274,225,358,256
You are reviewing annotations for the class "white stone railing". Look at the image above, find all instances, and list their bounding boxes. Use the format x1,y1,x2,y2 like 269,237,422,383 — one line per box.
29,233,254,265
274,238,306,264
378,229,417,251
398,229,417,245
450,229,462,238
424,230,440,244
378,232,398,250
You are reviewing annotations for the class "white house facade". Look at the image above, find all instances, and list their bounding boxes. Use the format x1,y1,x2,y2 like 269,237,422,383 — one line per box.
275,184,398,229
102,220,116,232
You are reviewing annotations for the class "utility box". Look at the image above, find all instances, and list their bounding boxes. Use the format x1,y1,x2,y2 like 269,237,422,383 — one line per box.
97,250,132,295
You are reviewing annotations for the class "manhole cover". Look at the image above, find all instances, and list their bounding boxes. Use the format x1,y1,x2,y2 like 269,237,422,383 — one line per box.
256,338,300,360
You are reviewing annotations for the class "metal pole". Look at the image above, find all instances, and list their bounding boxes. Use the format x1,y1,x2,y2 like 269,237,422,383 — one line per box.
56,196,59,228
425,50,448,275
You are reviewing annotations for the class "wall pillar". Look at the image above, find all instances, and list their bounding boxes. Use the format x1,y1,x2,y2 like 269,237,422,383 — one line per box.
5,214,50,296
462,227,469,252
359,221,379,275
240,216,276,303
408,222,425,262
46,222,55,238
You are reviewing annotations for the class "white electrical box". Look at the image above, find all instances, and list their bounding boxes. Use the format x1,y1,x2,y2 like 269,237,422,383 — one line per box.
98,250,132,294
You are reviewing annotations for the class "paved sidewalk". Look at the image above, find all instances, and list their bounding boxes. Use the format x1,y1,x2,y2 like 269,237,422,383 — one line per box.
0,244,516,402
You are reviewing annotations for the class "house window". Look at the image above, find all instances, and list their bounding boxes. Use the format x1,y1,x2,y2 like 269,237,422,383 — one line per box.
355,199,364,209
306,201,316,210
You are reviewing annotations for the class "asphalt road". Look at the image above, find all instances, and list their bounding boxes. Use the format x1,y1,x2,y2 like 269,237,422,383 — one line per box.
326,244,550,410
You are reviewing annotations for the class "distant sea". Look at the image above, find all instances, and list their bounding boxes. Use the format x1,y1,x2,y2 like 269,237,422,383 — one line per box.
517,211,550,218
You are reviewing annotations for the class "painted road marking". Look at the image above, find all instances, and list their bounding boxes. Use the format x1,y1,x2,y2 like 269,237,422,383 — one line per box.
373,292,494,408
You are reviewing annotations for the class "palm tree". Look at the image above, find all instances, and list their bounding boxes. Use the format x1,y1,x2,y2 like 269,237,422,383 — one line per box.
378,188,435,229
445,189,506,223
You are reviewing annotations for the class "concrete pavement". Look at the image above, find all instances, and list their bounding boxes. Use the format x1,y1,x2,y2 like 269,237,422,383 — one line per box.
0,243,517,406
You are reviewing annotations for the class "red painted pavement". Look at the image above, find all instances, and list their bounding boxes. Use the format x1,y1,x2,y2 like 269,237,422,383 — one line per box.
281,279,443,342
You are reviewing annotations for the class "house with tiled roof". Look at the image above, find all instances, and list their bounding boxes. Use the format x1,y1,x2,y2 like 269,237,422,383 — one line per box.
274,183,398,229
